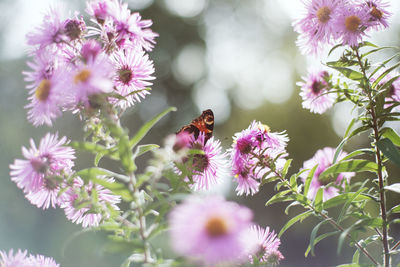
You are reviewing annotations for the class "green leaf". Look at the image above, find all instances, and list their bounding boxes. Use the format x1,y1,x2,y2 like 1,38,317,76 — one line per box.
344,118,357,138
341,149,372,161
304,165,317,198
389,204,400,214
336,264,363,267
333,138,349,164
327,60,358,68
323,192,369,209
328,44,343,56
119,132,136,174
121,259,131,267
91,177,133,202
314,188,324,212
319,160,378,183
309,220,328,256
347,125,370,140
279,210,312,238
372,61,400,89
129,107,177,149
352,250,360,264
265,190,291,206
384,183,400,194
328,66,364,81
377,138,400,168
281,159,292,178
133,144,159,158
338,188,368,222
305,231,339,257
70,141,112,157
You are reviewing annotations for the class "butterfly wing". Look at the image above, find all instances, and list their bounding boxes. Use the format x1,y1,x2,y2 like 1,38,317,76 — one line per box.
176,109,214,142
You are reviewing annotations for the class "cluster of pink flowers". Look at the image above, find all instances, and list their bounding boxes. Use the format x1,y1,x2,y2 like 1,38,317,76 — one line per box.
168,196,283,266
23,0,157,126
0,249,59,267
9,133,121,227
300,147,355,201
294,0,391,55
174,132,229,191
229,121,289,196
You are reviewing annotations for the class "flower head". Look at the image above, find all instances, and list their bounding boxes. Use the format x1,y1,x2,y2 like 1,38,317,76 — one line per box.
298,70,336,114
111,48,155,107
26,5,67,49
359,0,391,30
333,5,369,46
300,147,355,201
0,249,59,267
10,133,75,194
230,121,289,196
86,0,110,24
246,225,284,265
107,0,158,50
68,54,114,108
180,133,229,191
60,177,121,228
169,196,254,265
293,0,344,55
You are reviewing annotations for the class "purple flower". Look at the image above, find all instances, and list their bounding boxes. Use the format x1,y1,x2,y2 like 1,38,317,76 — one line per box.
333,4,369,46
26,5,67,49
0,249,28,267
180,133,229,191
359,0,391,30
68,54,114,108
293,0,344,55
111,48,155,107
300,147,355,201
60,177,121,228
86,0,110,25
27,254,60,267
246,225,284,265
63,15,86,42
230,121,289,196
168,195,254,265
10,133,75,194
385,78,400,111
81,40,102,63
23,48,69,126
298,70,336,114
0,249,59,267
107,0,158,50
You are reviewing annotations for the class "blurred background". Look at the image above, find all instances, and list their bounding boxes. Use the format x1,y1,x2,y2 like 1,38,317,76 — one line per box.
1,0,400,266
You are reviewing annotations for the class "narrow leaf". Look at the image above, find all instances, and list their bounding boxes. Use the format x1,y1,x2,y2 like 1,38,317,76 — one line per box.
384,183,400,194
377,138,400,168
319,160,378,183
305,231,339,257
134,144,159,158
129,107,177,148
309,220,328,256
328,66,364,80
279,210,312,238
304,165,317,198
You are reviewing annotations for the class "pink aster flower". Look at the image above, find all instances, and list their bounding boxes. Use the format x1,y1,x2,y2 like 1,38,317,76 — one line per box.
385,78,400,111
107,0,158,50
10,133,75,194
63,15,86,42
359,0,391,30
298,70,336,114
81,40,102,63
0,249,28,267
68,54,114,108
27,254,60,267
300,147,355,201
230,121,289,196
293,0,344,55
333,4,370,46
23,48,69,126
86,0,110,25
169,195,254,265
26,5,67,49
111,48,155,107
60,177,121,228
180,133,229,191
246,225,284,265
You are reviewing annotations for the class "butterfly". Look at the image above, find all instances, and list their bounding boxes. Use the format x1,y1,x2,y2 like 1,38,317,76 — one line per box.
176,109,214,143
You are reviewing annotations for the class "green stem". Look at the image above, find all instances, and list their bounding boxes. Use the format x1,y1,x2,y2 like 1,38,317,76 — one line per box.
354,47,390,267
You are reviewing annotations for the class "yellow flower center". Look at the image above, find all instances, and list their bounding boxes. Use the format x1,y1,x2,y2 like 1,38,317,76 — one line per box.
205,216,229,237
370,6,383,20
74,68,91,84
345,15,361,32
35,79,51,101
316,6,331,23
